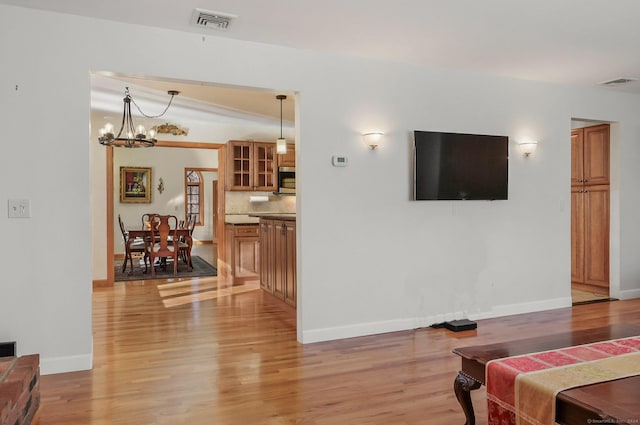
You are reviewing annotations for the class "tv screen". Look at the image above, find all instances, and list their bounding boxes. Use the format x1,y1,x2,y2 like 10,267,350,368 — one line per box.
413,130,508,200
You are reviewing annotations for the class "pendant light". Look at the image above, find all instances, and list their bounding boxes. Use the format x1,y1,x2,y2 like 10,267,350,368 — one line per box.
98,87,179,148
276,94,287,154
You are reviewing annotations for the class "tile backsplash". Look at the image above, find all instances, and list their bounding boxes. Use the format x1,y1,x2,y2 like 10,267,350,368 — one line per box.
226,191,296,214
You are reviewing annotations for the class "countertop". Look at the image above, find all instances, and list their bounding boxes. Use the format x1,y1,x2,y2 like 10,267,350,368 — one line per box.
249,213,296,221
224,215,260,225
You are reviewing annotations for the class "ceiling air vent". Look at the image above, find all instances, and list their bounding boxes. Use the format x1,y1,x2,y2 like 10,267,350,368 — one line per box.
599,77,638,86
192,8,237,31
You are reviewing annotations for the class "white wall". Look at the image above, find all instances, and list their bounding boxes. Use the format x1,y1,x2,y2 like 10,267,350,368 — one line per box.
2,5,640,374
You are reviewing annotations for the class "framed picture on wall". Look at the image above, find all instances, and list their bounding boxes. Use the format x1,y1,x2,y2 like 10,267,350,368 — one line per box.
120,166,152,203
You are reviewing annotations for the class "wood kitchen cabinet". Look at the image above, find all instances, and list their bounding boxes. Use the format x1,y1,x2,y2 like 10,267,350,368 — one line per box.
571,124,610,292
571,185,609,288
277,144,296,168
571,124,609,186
226,141,277,191
224,223,260,284
259,218,296,307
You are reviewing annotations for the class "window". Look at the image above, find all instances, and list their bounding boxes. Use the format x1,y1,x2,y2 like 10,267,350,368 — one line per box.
185,169,203,226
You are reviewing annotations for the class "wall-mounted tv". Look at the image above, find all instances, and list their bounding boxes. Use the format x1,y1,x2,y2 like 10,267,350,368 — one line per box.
413,130,508,200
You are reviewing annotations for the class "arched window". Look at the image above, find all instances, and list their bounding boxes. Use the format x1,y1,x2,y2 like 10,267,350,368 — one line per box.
185,169,203,225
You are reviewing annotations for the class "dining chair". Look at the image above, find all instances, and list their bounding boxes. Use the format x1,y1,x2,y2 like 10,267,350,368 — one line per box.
179,214,196,269
141,213,154,230
146,214,189,277
118,214,148,274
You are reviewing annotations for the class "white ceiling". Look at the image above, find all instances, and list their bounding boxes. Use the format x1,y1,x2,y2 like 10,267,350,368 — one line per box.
5,0,640,116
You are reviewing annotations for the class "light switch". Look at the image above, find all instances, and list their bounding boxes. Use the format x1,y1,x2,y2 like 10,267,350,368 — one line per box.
8,199,31,218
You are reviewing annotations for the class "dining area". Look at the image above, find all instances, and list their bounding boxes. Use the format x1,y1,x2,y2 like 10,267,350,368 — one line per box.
118,213,197,278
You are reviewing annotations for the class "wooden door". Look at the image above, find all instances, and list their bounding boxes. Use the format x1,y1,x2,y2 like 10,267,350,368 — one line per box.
278,145,296,167
583,185,610,288
273,220,286,300
253,143,277,191
583,124,610,186
284,221,296,307
259,220,274,292
570,129,584,186
226,141,252,190
571,186,585,285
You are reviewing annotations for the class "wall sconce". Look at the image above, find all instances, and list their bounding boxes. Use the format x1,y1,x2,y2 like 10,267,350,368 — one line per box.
362,132,384,150
157,177,165,194
518,141,538,157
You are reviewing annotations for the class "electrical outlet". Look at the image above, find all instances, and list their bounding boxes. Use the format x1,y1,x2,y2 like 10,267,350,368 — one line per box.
8,199,31,218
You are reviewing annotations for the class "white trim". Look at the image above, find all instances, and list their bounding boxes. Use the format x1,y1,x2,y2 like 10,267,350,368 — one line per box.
301,298,571,344
469,297,571,321
40,353,93,375
617,288,640,300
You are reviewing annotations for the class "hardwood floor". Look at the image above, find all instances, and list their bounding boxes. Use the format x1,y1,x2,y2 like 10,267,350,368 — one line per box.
35,279,640,425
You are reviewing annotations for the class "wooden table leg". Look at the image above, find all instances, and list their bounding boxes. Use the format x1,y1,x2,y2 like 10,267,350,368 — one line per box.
454,372,481,425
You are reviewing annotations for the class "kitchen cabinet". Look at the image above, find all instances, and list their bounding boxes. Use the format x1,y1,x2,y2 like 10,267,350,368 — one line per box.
571,125,609,186
226,141,277,191
571,124,609,292
259,218,296,307
277,144,296,168
224,223,260,284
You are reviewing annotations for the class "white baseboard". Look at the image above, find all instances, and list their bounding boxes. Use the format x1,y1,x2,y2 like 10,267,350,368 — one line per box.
617,288,640,300
40,353,93,375
301,298,571,344
469,297,572,321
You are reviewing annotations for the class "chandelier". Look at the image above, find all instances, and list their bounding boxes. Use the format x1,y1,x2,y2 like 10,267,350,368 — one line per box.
98,87,179,148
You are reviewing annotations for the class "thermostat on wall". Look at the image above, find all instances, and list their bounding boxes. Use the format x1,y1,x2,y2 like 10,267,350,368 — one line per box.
332,155,349,167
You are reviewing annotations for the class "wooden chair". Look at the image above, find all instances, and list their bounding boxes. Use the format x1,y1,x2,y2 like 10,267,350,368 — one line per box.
141,213,154,230
146,214,189,276
179,214,196,270
118,214,147,274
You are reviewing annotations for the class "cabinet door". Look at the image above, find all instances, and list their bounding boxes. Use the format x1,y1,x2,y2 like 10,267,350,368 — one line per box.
570,129,584,186
235,236,259,278
583,185,609,287
253,143,277,191
273,221,286,300
571,187,585,284
583,124,609,186
283,221,296,307
278,145,296,168
259,220,274,292
227,141,253,190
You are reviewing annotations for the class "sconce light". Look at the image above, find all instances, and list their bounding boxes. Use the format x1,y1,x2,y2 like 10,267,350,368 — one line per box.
518,141,538,157
362,132,384,150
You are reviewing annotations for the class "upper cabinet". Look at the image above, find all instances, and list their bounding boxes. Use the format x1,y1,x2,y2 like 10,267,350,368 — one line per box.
226,141,277,191
277,144,296,168
571,124,610,186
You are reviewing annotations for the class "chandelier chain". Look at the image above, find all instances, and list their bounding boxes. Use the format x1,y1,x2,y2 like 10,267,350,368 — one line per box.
126,87,177,119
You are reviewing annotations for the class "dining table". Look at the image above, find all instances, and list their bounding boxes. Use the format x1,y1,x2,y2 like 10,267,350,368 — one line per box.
125,227,194,274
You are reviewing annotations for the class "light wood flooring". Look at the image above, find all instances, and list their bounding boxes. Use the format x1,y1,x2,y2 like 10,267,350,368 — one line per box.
35,275,640,425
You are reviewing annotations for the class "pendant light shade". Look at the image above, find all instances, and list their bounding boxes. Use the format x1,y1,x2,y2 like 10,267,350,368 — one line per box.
276,94,287,154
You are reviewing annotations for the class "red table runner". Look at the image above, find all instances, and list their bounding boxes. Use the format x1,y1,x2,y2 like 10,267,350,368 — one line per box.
486,336,640,425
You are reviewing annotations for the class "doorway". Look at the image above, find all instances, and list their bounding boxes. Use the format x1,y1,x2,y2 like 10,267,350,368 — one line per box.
570,121,614,304
106,141,226,285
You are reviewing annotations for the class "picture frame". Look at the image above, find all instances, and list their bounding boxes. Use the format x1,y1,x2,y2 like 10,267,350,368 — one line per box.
120,166,152,203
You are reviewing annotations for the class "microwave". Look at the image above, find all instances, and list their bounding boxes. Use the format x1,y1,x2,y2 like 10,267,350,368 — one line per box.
277,167,296,194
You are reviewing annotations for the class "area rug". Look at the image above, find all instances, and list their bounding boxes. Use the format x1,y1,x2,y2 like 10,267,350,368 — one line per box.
114,255,217,282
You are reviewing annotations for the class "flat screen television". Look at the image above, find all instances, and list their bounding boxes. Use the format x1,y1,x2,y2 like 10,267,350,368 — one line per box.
413,130,508,200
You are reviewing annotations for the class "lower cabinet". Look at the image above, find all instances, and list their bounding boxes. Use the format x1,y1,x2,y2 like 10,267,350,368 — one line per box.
224,223,260,284
571,185,609,289
259,218,296,307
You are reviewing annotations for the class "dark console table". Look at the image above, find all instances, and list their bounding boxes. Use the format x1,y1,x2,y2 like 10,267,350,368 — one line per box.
452,324,640,425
